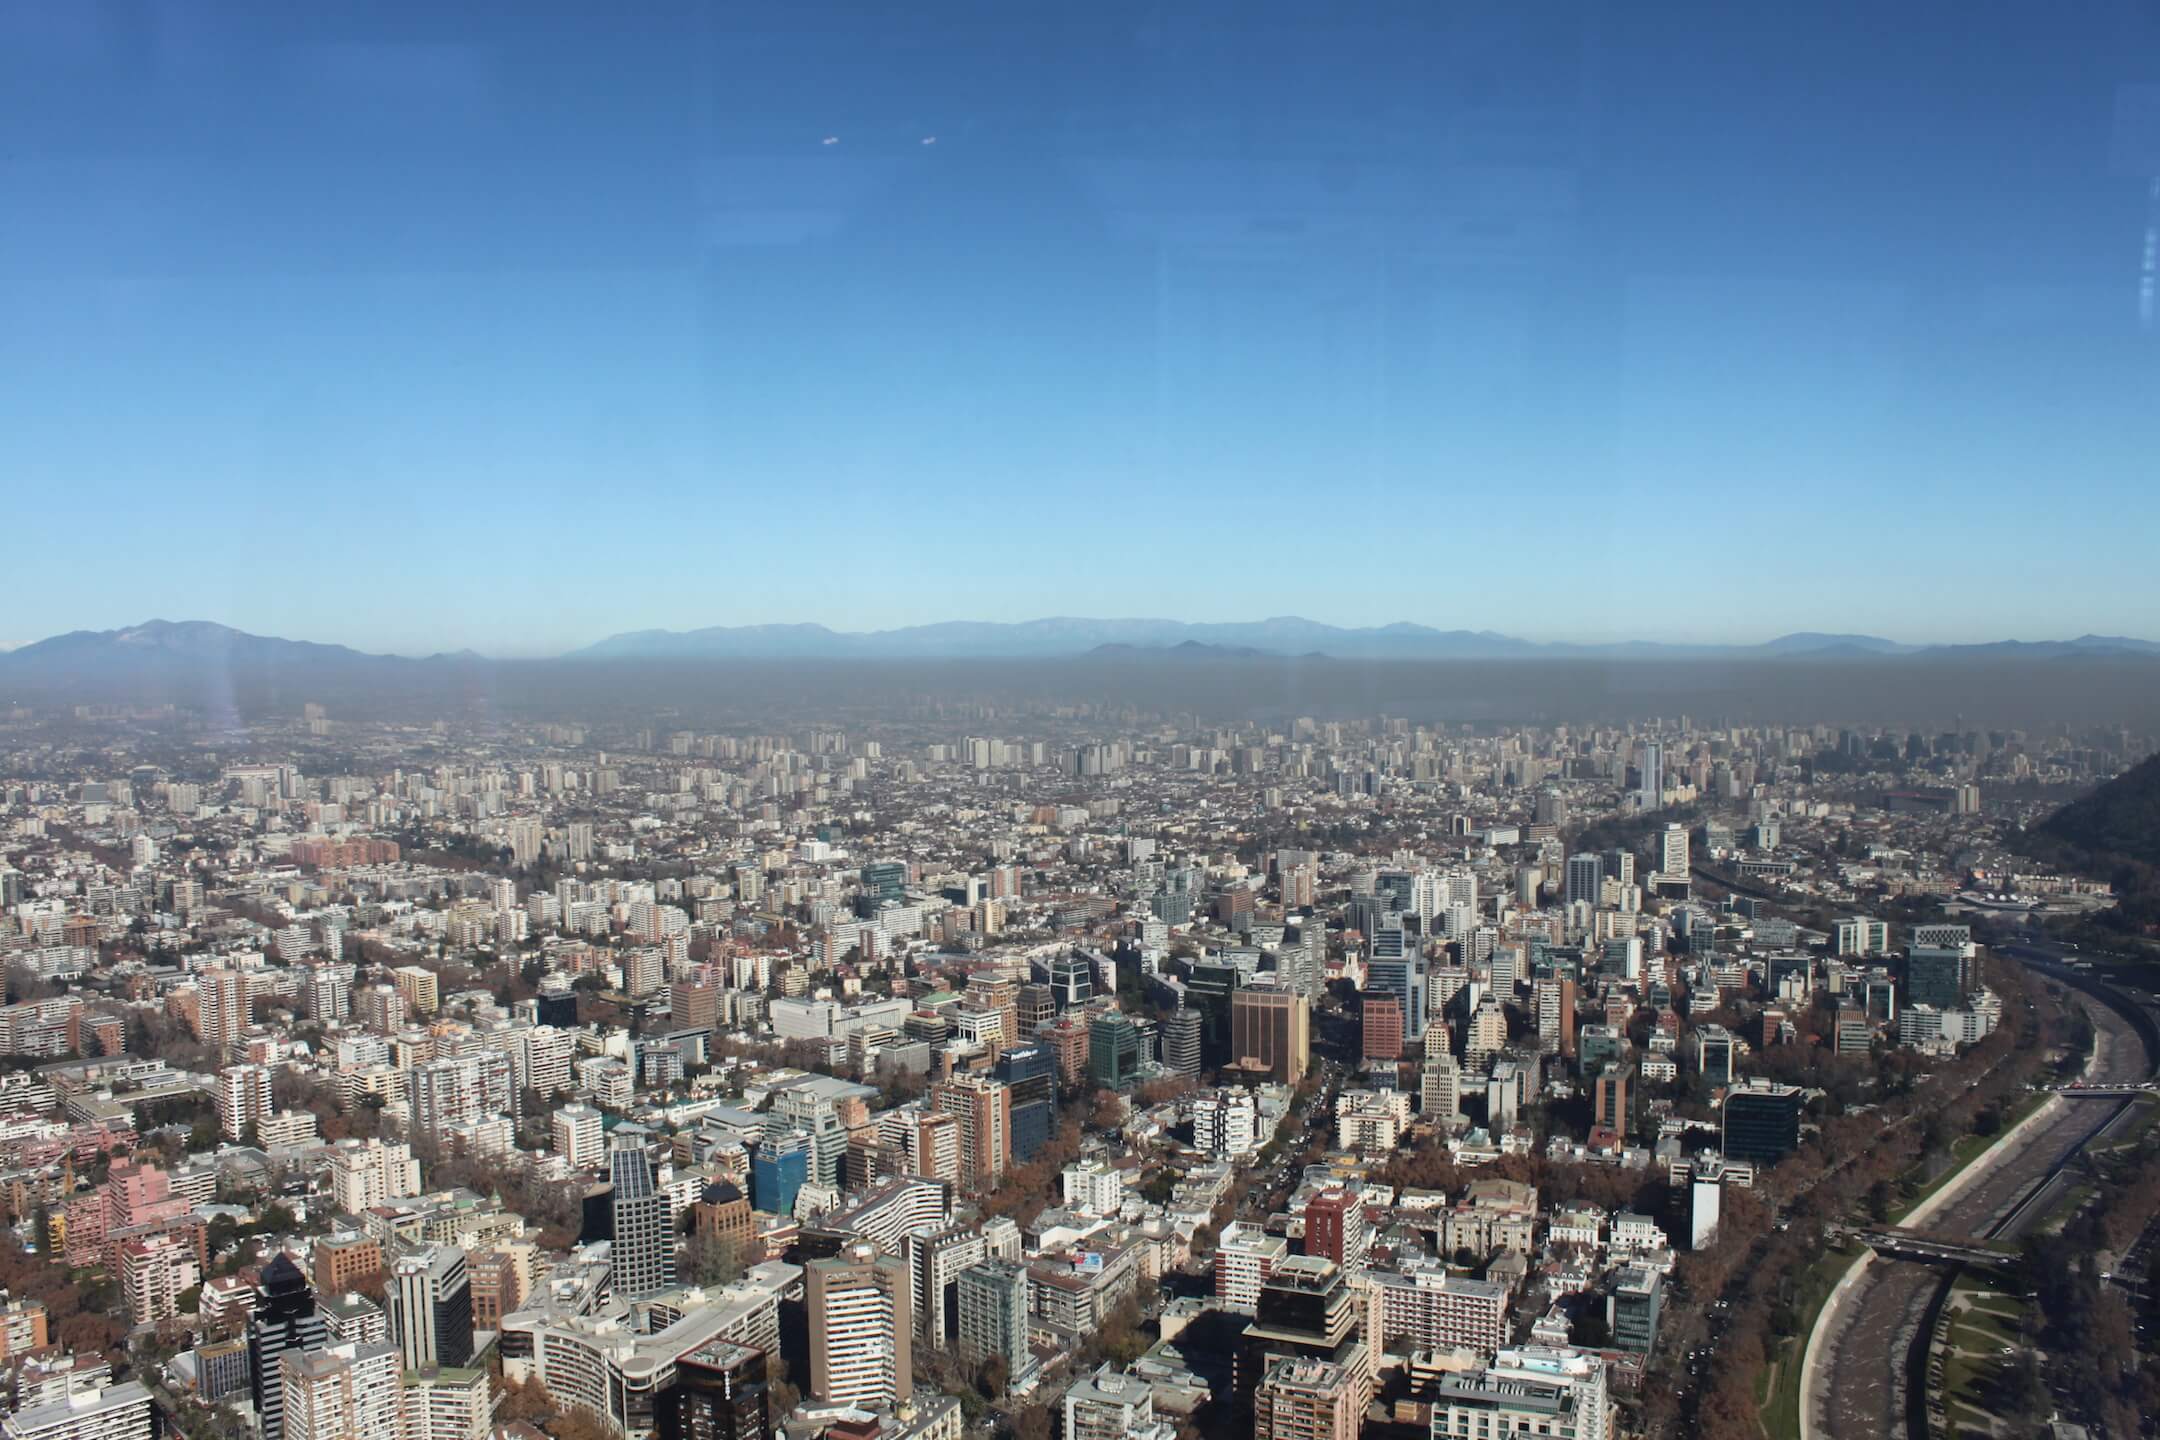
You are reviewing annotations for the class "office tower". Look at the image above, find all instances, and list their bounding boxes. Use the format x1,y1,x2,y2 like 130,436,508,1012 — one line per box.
1721,1081,1805,1163
1015,983,1056,1040
1230,988,1310,1085
993,1047,1055,1163
1049,954,1094,1010
1592,1067,1631,1144
1421,1050,1461,1120
955,1260,1030,1377
1564,854,1603,910
1365,955,1426,1042
1905,944,1971,1010
1236,1257,1368,1410
862,861,907,903
654,1340,770,1440
1086,1014,1143,1091
608,1125,676,1299
752,1130,808,1215
281,1342,400,1440
249,1254,326,1440
1691,1025,1736,1086
1162,1007,1203,1077
930,1075,1012,1191
1607,1268,1663,1353
1361,995,1403,1061
807,1241,911,1409
391,1246,473,1371
1638,741,1662,808
1255,1354,1362,1440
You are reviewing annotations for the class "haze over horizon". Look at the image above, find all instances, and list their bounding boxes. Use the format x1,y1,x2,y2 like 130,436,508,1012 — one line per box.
7,1,2160,655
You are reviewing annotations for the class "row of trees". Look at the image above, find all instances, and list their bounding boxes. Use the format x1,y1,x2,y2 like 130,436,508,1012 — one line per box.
1659,955,2067,1438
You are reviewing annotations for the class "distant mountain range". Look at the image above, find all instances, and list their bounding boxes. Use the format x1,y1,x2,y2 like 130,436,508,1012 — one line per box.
3,620,2159,686
564,617,2160,663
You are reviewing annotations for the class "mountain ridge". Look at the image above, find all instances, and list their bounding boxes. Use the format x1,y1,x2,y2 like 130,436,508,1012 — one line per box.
4,618,2160,673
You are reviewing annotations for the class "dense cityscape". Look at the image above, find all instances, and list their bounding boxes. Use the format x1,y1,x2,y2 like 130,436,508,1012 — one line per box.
9,5,2160,1440
0,680,2154,1440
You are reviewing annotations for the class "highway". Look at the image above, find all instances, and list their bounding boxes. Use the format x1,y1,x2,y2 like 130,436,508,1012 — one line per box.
1803,953,2156,1440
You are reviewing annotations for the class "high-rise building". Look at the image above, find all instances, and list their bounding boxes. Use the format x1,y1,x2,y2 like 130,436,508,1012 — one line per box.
955,1261,1030,1377
1235,1256,1367,1411
993,1047,1055,1163
1162,1007,1203,1077
1638,741,1663,809
280,1341,400,1440
248,1254,326,1440
806,1241,912,1409
654,1339,770,1440
1254,1354,1362,1440
552,1104,604,1168
608,1125,676,1299
1365,957,1427,1042
1421,1050,1460,1120
1193,1087,1260,1159
1086,1014,1143,1092
1230,988,1310,1085
1064,1367,1172,1440
1360,995,1403,1061
1302,1190,1369,1271
399,1364,495,1440
1721,1080,1804,1164
1215,1222,1289,1310
902,1225,985,1350
1048,954,1094,1011
1592,1067,1631,1144
751,1131,810,1215
391,1246,473,1372
1658,822,1688,880
1534,977,1577,1058
1905,944,1971,1010
220,1063,274,1142
2,1382,156,1440
930,1075,1012,1191
1564,854,1603,911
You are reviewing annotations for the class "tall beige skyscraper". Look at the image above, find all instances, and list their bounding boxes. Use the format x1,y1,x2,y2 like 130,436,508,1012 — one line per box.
807,1240,912,1409
1230,987,1310,1085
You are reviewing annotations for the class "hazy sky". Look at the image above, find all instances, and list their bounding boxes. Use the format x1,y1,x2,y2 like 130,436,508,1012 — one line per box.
5,1,2160,656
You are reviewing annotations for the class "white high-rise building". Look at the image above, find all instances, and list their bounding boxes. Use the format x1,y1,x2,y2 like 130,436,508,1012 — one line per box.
219,1063,274,1142
552,1104,604,1168
1659,823,1689,881
2,1382,156,1440
1192,1087,1259,1159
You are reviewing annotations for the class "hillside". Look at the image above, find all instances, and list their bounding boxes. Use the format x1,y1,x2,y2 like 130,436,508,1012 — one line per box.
2029,754,2160,937
2037,754,2160,864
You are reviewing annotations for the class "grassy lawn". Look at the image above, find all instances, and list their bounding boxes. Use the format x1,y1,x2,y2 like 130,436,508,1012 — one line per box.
1888,1093,2050,1224
1760,1238,1866,1440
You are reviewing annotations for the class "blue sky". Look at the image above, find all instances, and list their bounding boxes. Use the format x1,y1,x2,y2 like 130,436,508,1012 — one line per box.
4,1,2159,656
